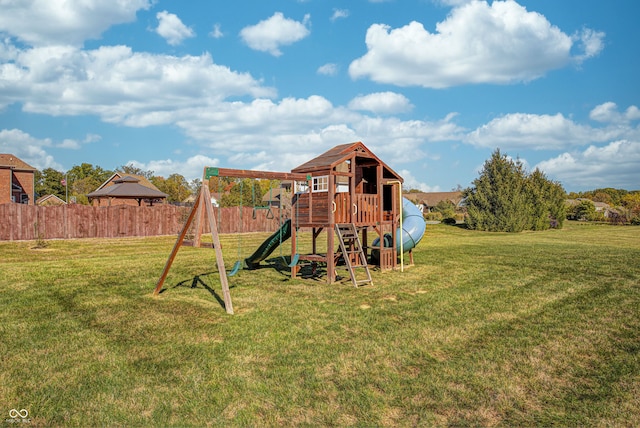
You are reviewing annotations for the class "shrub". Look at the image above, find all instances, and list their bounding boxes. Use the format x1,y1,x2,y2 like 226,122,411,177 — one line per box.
424,212,442,221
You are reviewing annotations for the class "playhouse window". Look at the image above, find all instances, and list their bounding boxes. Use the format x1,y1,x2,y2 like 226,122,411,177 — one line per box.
312,176,328,192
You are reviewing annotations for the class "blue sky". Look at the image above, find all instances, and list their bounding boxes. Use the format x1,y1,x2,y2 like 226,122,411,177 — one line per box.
1,0,638,192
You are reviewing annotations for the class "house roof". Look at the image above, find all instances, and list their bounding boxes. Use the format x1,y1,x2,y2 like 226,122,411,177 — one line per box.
0,154,36,171
404,191,464,207
291,141,403,182
87,176,168,200
36,194,66,205
566,198,611,210
262,188,287,203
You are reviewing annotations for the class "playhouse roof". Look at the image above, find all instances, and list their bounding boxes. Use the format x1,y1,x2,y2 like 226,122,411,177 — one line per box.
291,141,403,181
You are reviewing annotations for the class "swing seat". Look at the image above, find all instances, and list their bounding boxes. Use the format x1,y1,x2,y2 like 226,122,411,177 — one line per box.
287,253,300,267
228,260,242,276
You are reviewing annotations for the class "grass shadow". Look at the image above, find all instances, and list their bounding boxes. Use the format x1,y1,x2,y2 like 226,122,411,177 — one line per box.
247,256,327,283
167,272,229,311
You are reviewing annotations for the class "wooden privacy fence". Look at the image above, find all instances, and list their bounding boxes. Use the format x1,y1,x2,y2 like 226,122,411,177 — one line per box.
0,204,282,241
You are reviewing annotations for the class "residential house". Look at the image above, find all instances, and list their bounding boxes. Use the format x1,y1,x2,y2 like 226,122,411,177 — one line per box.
566,198,613,218
0,154,36,205
404,191,464,213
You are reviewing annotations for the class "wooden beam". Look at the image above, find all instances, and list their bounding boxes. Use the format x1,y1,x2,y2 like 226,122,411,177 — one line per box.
208,167,308,181
154,189,202,295
202,185,234,315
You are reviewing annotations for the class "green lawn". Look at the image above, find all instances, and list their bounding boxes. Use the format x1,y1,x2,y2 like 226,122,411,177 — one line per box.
1,223,638,426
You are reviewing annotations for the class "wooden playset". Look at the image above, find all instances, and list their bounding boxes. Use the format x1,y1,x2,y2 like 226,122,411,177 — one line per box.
154,142,426,314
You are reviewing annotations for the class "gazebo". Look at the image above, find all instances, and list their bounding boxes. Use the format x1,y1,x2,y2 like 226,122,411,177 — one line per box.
87,176,168,206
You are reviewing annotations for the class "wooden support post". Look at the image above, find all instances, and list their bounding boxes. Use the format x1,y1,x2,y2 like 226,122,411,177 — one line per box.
312,227,317,255
154,173,234,315
327,229,335,283
202,185,234,314
192,184,205,247
328,174,337,283
291,224,299,279
154,188,201,295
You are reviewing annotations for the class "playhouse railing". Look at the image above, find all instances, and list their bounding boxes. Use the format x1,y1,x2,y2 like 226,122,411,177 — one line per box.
334,193,379,225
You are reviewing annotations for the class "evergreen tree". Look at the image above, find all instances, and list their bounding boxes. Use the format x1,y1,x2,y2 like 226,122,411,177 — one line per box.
464,149,566,232
525,169,566,230
464,149,529,232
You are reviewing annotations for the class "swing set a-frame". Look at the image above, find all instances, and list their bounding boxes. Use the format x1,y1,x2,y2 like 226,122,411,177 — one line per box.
153,166,311,314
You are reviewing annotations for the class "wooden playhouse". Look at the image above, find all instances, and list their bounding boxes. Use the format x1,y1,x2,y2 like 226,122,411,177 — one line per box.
288,141,406,285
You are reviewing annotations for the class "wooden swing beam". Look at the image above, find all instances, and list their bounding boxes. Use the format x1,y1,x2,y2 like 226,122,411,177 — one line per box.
204,166,308,181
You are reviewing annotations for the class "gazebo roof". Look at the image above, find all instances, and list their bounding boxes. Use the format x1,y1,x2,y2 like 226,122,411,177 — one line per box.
87,176,168,201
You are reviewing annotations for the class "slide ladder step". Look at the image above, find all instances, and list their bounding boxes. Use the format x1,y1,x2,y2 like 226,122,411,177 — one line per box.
335,223,373,287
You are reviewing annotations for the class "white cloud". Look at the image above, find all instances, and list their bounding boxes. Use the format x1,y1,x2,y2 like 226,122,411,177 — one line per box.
0,44,276,120
209,23,224,39
348,92,413,115
84,133,102,144
0,0,151,46
58,139,81,149
349,1,602,88
0,128,62,170
56,133,101,149
0,34,464,177
126,154,220,181
150,95,463,175
331,9,349,22
155,11,195,46
399,169,441,192
317,63,339,76
240,12,311,57
573,28,605,63
466,113,611,150
536,140,640,190
589,102,640,124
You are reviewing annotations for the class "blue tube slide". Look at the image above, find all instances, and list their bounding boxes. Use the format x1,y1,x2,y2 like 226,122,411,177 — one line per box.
398,197,426,252
372,197,426,256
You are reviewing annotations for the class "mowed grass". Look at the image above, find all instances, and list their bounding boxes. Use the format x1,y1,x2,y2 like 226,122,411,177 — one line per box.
0,223,638,426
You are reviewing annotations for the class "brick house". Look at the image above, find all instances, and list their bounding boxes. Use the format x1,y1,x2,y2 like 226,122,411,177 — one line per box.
0,154,36,205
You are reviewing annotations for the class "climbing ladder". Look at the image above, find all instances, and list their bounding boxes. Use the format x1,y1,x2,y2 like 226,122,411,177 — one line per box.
335,223,373,287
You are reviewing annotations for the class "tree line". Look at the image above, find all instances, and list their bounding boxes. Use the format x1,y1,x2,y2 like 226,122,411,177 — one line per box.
35,163,277,207
35,164,199,205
